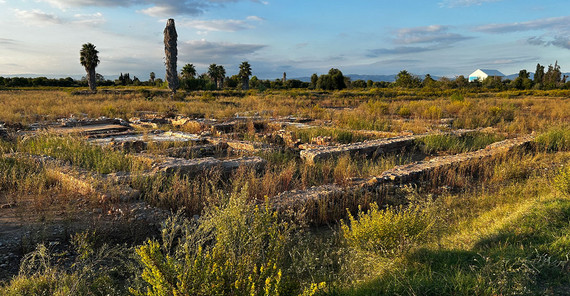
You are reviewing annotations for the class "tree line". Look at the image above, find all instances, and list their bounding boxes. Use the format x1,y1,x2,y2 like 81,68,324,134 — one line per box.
2,62,568,91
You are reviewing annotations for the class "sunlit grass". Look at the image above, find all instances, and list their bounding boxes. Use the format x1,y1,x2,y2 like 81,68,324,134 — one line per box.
14,134,150,174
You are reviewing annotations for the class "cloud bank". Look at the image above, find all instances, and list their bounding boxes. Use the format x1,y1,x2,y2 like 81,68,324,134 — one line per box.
368,25,471,57
41,0,264,17
439,0,503,8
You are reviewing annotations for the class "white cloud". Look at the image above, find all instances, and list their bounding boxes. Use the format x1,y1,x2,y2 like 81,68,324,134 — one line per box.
180,39,266,64
475,16,570,51
137,3,206,17
367,25,471,58
475,16,570,33
246,15,264,21
439,0,503,8
41,0,265,17
394,25,471,45
14,9,106,26
178,19,253,32
72,12,105,26
14,9,62,25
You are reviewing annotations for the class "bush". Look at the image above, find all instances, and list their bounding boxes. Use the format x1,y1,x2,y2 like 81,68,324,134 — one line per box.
132,187,291,296
341,203,435,256
397,106,412,118
450,93,464,102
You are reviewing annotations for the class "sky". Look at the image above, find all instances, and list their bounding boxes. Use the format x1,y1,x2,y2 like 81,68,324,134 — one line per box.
0,0,569,80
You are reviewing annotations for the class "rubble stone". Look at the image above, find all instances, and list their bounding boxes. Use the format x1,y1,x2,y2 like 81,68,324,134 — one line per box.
274,135,535,224
300,129,476,164
153,156,266,176
300,135,419,164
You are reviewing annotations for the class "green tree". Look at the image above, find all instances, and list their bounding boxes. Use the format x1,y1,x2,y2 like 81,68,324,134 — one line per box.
79,43,100,92
316,74,333,90
208,63,219,88
534,63,545,87
216,65,226,89
394,70,421,88
250,75,259,89
511,69,533,90
351,79,366,88
518,69,530,79
482,76,503,90
422,74,436,88
225,75,239,88
181,63,196,79
239,61,252,90
149,72,155,83
328,68,346,90
164,18,179,94
544,61,562,89
310,73,318,89
454,75,469,88
206,64,226,89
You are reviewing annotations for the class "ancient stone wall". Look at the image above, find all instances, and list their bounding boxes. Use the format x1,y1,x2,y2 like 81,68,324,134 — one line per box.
274,135,535,224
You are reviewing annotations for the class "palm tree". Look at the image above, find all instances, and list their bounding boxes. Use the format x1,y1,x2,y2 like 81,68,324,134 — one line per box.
181,64,196,79
150,72,155,83
216,65,226,89
79,43,100,92
239,61,252,90
164,18,179,94
208,64,219,88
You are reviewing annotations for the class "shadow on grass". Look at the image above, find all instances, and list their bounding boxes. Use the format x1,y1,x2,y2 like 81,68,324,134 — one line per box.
344,198,570,295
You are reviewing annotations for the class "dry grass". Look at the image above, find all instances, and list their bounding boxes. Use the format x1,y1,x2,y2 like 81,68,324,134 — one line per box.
1,89,568,135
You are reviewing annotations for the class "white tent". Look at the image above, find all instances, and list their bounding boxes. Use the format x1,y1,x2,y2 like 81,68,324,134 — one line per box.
468,69,505,82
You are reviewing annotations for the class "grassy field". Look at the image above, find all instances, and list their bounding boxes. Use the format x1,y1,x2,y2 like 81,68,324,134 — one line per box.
0,87,569,295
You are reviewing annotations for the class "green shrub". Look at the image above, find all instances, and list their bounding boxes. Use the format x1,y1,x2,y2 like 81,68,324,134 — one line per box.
341,203,435,256
132,187,290,296
450,93,464,102
397,106,412,118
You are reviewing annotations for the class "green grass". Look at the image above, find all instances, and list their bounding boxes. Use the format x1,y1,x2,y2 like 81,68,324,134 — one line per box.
14,135,150,174
0,156,56,194
288,126,378,144
536,127,570,152
417,131,505,154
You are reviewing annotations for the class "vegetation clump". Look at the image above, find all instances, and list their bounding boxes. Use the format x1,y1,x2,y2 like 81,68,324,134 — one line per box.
132,188,290,296
341,203,435,256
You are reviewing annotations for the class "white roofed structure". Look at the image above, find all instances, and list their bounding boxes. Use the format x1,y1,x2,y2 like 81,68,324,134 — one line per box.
469,69,505,82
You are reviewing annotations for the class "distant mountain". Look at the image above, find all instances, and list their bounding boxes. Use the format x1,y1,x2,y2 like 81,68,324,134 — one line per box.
1,74,84,79
0,74,121,80
293,74,441,83
505,73,535,80
346,74,398,82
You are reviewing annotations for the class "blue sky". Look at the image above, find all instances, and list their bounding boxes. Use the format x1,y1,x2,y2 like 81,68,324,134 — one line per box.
0,0,568,80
